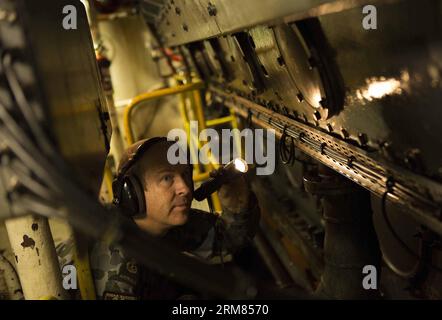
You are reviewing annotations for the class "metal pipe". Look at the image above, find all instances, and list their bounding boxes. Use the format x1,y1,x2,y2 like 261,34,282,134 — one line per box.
206,116,234,127
73,234,96,300
260,222,315,292
304,166,382,299
0,253,23,300
253,228,293,289
4,215,69,300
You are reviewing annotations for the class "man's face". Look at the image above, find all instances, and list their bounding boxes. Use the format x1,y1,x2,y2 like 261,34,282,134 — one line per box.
136,142,193,229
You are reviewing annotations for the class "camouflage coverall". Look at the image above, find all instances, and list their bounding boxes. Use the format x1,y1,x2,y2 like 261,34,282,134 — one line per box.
56,192,260,300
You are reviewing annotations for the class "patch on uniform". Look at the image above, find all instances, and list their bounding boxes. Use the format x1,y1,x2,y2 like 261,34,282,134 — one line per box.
102,291,138,300
126,260,137,274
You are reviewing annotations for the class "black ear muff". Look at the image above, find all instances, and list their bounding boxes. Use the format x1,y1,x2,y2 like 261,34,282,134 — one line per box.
115,175,146,219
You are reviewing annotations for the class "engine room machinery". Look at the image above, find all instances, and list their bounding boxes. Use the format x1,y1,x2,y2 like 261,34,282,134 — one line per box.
0,0,441,300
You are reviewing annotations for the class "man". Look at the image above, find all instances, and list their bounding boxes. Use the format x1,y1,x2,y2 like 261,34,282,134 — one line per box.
57,137,260,300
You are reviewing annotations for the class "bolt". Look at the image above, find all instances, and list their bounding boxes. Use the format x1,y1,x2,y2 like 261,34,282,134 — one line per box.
341,128,349,139
358,133,368,146
175,7,181,15
207,2,217,16
327,123,333,132
313,111,321,121
182,24,188,32
296,93,304,103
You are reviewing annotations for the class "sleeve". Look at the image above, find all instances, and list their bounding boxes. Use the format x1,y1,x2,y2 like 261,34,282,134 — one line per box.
56,237,141,300
89,241,141,300
217,191,261,254
55,237,80,300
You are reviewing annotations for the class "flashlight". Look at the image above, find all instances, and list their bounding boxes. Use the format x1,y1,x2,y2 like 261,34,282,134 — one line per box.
193,158,248,201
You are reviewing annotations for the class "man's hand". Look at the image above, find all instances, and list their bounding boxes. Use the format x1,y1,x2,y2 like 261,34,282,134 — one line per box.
210,168,250,213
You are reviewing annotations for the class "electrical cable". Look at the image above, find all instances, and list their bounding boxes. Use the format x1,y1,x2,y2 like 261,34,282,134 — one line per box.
0,126,61,191
381,178,442,273
279,125,295,165
13,193,64,219
2,53,55,157
11,167,55,201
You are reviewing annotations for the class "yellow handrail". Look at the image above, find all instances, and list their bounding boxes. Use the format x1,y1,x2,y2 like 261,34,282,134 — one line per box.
121,76,238,213
123,81,204,145
206,116,234,127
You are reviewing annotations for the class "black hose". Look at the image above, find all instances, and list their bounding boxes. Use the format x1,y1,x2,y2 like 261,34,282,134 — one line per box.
381,180,442,274
279,126,295,165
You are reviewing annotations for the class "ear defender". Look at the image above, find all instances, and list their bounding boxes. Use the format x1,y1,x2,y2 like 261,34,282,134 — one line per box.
118,175,146,219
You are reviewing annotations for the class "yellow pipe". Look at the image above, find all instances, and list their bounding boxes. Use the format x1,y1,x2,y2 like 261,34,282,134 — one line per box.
175,80,222,213
193,171,211,182
189,90,220,170
205,116,234,127
73,252,96,300
179,92,201,175
123,81,204,145
189,89,222,212
192,90,207,131
39,296,58,300
229,108,243,159
73,237,97,300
